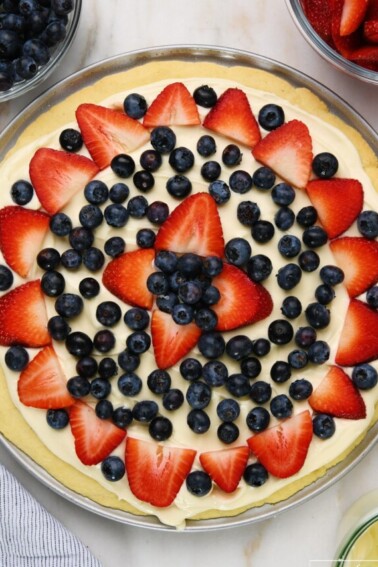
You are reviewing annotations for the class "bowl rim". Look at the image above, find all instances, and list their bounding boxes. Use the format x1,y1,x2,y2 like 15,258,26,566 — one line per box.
285,0,378,86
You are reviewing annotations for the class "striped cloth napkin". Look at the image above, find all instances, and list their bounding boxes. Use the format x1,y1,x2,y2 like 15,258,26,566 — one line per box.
0,464,102,567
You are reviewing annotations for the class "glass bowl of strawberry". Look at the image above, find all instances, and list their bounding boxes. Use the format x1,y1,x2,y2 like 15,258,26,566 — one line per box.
286,0,378,84
0,0,82,102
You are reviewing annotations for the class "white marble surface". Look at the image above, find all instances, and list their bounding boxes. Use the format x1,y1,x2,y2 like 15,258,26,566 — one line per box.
1,1,377,565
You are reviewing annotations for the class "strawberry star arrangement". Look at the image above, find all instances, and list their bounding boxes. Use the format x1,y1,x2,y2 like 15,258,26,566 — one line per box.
0,59,377,528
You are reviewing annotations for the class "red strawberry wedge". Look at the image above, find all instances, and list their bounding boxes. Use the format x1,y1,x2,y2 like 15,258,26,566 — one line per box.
247,410,313,479
154,192,224,257
309,365,366,419
0,206,50,278
29,148,99,215
125,437,196,507
18,346,75,409
203,88,261,148
252,120,313,189
151,309,201,369
143,82,200,128
199,446,250,493
212,263,273,331
330,236,378,297
349,45,378,70
76,103,150,169
102,248,155,309
306,178,363,239
0,280,50,347
340,0,369,36
69,401,126,466
302,0,333,43
364,20,378,43
336,299,378,366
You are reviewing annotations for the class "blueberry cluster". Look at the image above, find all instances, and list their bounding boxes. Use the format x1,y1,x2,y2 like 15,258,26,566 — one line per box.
0,0,75,92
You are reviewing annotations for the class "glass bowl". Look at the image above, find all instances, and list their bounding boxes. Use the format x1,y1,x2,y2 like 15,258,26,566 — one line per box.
0,0,82,103
285,0,378,85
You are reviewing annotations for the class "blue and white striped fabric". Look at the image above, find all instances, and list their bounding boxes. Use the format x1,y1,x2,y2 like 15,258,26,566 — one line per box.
0,465,102,567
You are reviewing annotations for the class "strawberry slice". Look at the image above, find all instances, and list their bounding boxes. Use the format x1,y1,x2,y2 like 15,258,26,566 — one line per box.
0,280,50,347
0,206,50,278
212,263,273,331
199,446,250,493
69,401,126,466
125,436,196,507
29,148,99,215
302,0,333,43
154,192,224,257
102,248,155,309
349,44,378,69
247,410,313,479
76,103,150,169
18,346,75,409
143,82,200,128
306,178,363,239
336,299,378,366
340,0,369,36
330,236,378,297
309,365,366,419
364,19,378,42
203,88,261,148
151,309,201,370
252,120,313,190
367,0,378,19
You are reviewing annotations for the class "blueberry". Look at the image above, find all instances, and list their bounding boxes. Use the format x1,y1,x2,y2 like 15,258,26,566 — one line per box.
276,263,302,290
187,409,210,434
186,381,211,409
93,330,115,353
69,226,94,251
124,307,150,331
50,212,72,236
243,463,268,487
109,182,129,204
22,38,50,65
147,272,170,295
258,103,285,130
95,399,114,420
296,206,318,227
166,174,192,199
47,315,71,341
226,335,253,360
4,345,29,371
252,338,271,357
96,301,122,327
123,92,147,119
79,277,100,299
252,166,276,189
294,326,317,348
201,160,221,182
146,201,169,224
112,406,133,429
11,179,33,205
196,135,216,157
126,331,151,354
79,204,103,229
149,416,173,441
225,373,251,397
224,237,251,266
302,226,328,248
246,406,270,432
357,210,378,239
216,398,240,422
55,293,83,318
229,170,253,193
240,357,262,379
117,373,142,396
352,364,378,390
59,128,83,152
41,270,65,297
111,154,136,178
298,250,320,272
84,180,109,205
153,249,177,273
313,414,336,439
288,349,308,369
222,144,242,166
150,126,176,154
40,19,66,47
37,247,61,270
278,234,301,258
104,204,129,227
177,253,203,277
156,292,179,314
15,55,37,79
101,456,125,482
169,146,194,173
289,379,313,400
180,358,202,381
147,369,171,395
270,361,291,383
315,283,335,305
51,0,74,15
270,394,293,419
186,470,212,496
249,381,272,404
136,228,156,248
201,285,221,306
312,152,338,178
0,29,21,60
236,201,260,226
246,254,272,282
90,378,111,400
65,332,93,357
46,408,69,430
163,388,184,411
320,265,344,286
140,149,162,172
202,360,228,387
127,195,148,218
281,296,302,319
366,286,378,308
104,236,126,257
66,375,91,398
305,302,330,329
194,307,218,331
271,183,295,206
208,180,230,205
98,358,117,379
307,340,330,364
82,247,105,272
202,256,223,277
274,207,295,230
217,422,239,444
193,84,217,107
198,332,225,359
251,220,275,243
268,319,294,344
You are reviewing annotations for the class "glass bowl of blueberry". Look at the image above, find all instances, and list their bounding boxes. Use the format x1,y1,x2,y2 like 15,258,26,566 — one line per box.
0,0,81,102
